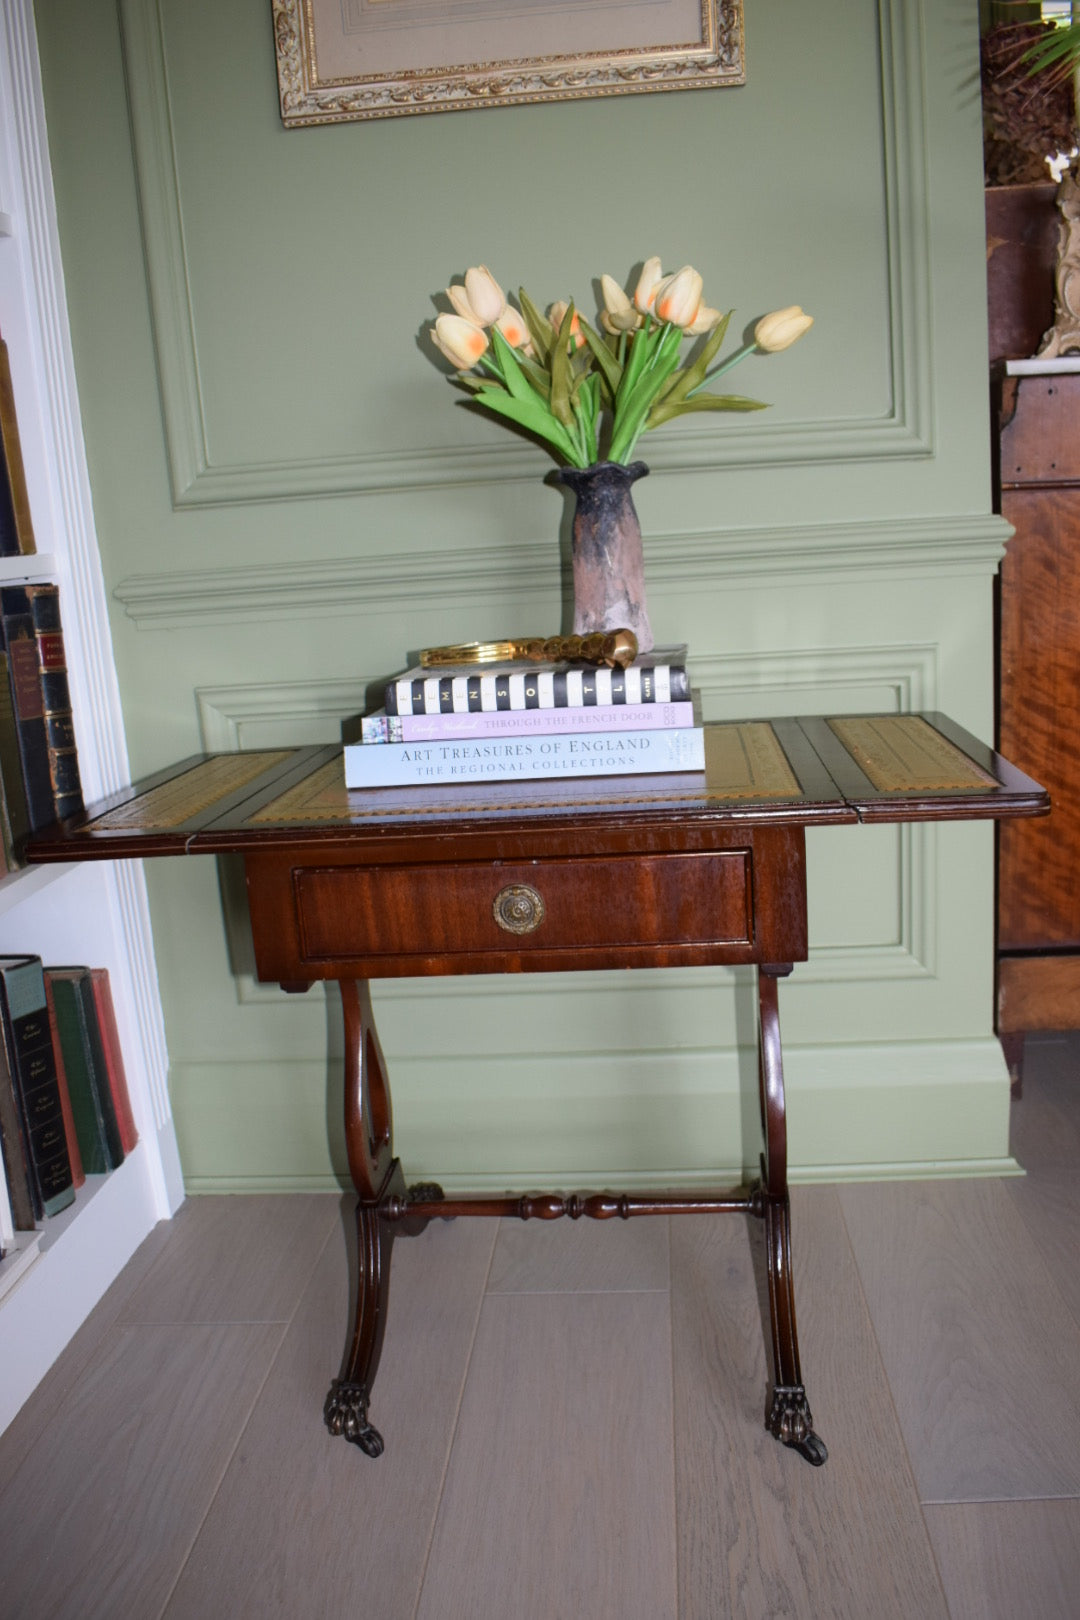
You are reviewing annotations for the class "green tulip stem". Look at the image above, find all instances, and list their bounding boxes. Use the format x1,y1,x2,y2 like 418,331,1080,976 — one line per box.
690,340,757,396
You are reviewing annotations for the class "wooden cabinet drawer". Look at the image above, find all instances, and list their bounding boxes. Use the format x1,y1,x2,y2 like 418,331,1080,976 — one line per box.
293,851,752,967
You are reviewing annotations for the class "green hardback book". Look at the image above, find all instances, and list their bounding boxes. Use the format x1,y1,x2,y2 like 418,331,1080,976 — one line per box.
44,968,124,1176
0,955,75,1217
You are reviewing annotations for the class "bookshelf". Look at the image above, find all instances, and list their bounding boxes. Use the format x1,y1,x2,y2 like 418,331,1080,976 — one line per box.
0,1,182,1432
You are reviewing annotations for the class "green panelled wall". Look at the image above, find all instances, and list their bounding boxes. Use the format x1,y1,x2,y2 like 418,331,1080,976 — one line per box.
33,0,1013,1191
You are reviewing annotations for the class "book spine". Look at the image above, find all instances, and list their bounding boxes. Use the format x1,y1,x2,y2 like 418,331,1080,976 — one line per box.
0,1019,38,1229
45,986,85,1189
0,591,54,830
344,725,706,787
44,971,123,1176
0,336,36,557
27,584,84,821
387,663,690,716
89,969,138,1155
0,617,31,864
0,956,75,1217
362,699,697,744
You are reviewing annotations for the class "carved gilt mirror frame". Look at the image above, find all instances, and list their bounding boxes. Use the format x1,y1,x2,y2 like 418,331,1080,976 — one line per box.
272,0,745,127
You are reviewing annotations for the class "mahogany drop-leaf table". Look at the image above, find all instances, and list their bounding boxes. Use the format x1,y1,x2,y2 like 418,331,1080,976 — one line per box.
27,713,1047,1467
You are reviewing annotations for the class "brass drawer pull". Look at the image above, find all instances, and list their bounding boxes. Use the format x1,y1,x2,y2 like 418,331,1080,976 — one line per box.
492,883,546,935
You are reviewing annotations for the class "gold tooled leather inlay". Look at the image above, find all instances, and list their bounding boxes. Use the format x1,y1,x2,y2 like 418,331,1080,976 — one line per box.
827,716,996,793
88,752,293,830
247,723,805,825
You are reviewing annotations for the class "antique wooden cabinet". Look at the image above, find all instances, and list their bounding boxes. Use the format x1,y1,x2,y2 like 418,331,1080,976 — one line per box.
994,362,1080,1073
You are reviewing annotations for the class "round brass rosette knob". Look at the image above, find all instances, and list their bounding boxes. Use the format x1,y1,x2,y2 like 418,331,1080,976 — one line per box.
492,883,546,935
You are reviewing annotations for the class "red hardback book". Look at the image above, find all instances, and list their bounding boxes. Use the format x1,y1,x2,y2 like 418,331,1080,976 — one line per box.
88,969,137,1154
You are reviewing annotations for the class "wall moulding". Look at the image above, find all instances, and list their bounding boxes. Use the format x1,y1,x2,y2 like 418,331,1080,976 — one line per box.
115,510,1009,630
171,1037,1015,1193
118,0,932,507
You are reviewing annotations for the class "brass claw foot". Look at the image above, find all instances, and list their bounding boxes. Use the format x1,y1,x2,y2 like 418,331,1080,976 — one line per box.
767,1385,828,1467
324,1379,385,1458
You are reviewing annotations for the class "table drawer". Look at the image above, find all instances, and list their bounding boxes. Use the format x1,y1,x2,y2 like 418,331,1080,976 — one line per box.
293,851,753,965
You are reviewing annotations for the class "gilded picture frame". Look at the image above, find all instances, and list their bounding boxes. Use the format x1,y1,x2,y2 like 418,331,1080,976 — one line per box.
272,0,745,127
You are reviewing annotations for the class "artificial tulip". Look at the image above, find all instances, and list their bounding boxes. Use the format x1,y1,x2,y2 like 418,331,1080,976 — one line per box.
600,274,641,332
496,304,530,349
548,300,585,349
754,305,814,352
430,312,489,369
633,256,664,314
654,265,705,329
446,282,481,322
463,265,506,326
685,303,723,336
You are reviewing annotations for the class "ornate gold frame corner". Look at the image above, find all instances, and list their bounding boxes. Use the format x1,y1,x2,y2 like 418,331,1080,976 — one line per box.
272,0,745,128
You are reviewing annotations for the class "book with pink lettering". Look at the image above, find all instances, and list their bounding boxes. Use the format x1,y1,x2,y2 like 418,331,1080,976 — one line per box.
359,697,696,745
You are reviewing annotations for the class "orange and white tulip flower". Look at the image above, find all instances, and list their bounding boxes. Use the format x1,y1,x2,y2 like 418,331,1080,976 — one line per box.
463,265,506,326
685,303,723,336
633,256,664,315
496,304,531,350
446,282,481,322
548,300,586,349
754,305,814,352
599,274,642,333
654,265,705,329
430,312,489,370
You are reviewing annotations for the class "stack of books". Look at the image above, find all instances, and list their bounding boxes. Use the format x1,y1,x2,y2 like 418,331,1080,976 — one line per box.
0,954,137,1256
344,646,704,788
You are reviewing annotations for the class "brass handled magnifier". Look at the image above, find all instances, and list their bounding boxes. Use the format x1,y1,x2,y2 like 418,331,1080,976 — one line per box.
418,629,638,670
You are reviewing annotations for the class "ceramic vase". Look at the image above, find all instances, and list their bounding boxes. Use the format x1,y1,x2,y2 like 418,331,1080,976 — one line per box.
553,460,653,654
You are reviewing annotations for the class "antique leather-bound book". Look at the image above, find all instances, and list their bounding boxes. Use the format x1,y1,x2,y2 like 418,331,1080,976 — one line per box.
0,954,75,1218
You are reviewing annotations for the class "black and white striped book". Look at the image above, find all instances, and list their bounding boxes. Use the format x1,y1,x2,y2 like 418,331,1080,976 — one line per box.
384,648,690,717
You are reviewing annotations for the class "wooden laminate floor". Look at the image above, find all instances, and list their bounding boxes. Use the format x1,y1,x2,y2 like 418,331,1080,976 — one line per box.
2,1039,1079,1619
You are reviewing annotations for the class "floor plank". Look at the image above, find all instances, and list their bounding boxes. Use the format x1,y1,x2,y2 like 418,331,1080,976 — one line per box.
1009,1037,1080,1170
416,1290,678,1620
924,1499,1080,1620
487,1211,670,1294
0,1216,175,1483
119,1193,339,1324
0,1321,283,1620
163,1214,497,1620
838,1177,1080,1501
671,1189,947,1620
1005,1166,1080,1332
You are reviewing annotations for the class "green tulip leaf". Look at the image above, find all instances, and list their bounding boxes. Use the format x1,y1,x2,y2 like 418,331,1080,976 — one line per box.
472,385,583,464
518,288,554,367
646,392,769,429
579,318,623,401
490,326,540,407
654,310,733,409
549,304,578,428
514,352,553,399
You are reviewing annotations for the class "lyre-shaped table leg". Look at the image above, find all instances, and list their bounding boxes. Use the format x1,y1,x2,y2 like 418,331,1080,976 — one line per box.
323,979,441,1457
756,965,828,1467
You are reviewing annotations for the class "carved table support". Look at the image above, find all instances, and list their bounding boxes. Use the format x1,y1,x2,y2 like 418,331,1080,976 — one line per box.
753,965,827,1467
324,980,442,1456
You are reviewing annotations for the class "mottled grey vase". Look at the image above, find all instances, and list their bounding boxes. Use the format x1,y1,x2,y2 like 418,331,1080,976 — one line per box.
553,460,653,654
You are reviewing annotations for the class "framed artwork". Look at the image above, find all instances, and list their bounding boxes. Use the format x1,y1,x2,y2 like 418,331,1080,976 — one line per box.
272,0,745,127
0,338,35,558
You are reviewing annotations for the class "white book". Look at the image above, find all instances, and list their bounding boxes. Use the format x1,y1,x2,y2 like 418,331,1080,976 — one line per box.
344,724,705,789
